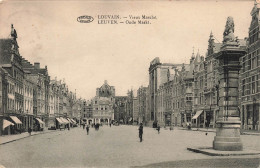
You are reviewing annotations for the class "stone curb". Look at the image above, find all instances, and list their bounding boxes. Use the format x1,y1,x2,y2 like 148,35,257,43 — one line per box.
0,130,57,145
187,147,260,156
190,128,260,136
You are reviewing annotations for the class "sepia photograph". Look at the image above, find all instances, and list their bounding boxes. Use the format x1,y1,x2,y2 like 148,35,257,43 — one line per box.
0,0,260,167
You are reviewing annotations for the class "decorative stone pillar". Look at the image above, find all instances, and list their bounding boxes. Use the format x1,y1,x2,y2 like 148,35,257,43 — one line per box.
213,16,246,151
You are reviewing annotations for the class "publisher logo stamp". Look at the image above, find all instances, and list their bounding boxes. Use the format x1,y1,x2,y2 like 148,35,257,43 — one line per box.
77,15,94,23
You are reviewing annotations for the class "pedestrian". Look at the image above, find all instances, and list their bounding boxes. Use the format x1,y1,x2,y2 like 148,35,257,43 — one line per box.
138,123,143,142
109,123,111,127
83,123,85,130
205,120,210,136
86,125,89,135
157,124,160,134
97,123,100,130
28,127,32,136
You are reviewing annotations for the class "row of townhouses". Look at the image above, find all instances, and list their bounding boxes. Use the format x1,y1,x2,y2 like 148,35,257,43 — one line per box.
45,2,260,132
0,25,83,135
112,2,260,131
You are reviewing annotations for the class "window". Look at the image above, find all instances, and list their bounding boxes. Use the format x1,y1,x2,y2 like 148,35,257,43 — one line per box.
248,54,251,70
242,80,245,96
257,77,260,93
252,76,256,94
256,55,260,66
252,57,256,69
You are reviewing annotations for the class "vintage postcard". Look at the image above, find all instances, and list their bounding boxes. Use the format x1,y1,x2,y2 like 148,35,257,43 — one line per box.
0,0,259,167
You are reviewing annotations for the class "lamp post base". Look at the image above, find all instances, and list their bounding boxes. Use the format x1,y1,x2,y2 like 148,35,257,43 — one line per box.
213,120,243,151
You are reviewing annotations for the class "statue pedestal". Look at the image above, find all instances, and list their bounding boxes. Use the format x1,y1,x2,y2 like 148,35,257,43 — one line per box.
213,38,246,151
213,120,243,151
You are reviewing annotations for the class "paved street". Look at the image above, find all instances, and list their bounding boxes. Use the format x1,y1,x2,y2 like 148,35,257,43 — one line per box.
0,125,259,168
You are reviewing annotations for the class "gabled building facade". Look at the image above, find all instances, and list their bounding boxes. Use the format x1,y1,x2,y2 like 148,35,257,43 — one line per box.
240,1,260,131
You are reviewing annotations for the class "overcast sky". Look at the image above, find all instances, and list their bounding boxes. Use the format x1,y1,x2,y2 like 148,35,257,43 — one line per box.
0,0,254,100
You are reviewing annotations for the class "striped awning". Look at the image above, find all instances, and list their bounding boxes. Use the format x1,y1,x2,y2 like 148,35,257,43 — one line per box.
10,116,22,124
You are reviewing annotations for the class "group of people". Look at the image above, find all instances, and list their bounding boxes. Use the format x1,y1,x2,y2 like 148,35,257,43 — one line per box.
82,122,111,135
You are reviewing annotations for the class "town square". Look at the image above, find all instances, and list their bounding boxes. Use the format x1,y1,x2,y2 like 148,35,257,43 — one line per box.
0,0,260,167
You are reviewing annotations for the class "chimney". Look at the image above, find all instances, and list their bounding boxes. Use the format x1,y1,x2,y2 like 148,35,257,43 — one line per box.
34,62,40,69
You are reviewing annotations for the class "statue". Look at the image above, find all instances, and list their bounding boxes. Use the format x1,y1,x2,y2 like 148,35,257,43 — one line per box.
11,24,17,39
223,16,235,43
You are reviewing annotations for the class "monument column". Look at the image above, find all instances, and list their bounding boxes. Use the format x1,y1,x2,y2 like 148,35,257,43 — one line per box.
213,16,246,151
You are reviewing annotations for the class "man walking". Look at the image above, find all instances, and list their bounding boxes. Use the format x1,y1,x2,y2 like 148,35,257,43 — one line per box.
138,123,143,142
28,127,32,136
157,124,160,134
86,125,89,135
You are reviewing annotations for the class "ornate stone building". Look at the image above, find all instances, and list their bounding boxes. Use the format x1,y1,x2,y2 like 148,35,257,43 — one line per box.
240,1,260,131
137,86,148,125
114,96,127,123
0,25,24,134
90,80,115,124
148,57,181,127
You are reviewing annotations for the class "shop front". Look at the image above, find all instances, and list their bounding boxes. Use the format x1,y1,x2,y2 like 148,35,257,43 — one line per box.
242,103,260,130
191,110,203,128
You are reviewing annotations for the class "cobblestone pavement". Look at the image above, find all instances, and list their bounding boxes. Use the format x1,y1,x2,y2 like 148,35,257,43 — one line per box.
0,125,259,168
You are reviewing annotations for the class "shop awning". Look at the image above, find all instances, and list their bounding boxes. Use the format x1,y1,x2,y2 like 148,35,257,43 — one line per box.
70,119,76,123
56,118,64,124
3,119,14,129
60,118,69,124
67,118,72,123
10,116,22,124
35,118,45,125
192,110,204,120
